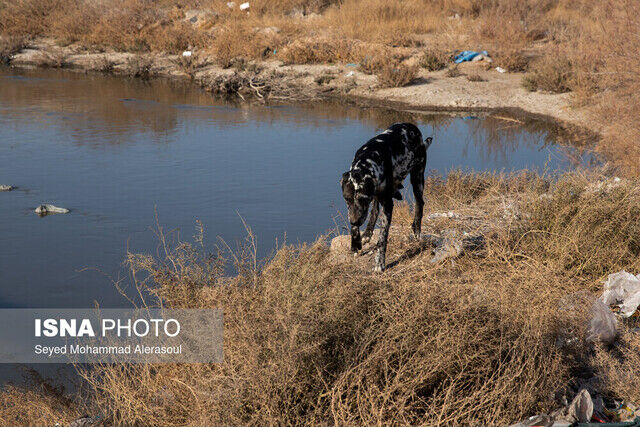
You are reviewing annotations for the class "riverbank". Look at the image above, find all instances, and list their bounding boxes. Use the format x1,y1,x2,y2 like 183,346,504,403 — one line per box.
3,1,640,174
5,37,598,144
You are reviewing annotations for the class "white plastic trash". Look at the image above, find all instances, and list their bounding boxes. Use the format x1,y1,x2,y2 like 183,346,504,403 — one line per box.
239,2,250,10
182,51,192,57
495,67,506,73
601,271,640,317
227,2,236,9
587,300,618,345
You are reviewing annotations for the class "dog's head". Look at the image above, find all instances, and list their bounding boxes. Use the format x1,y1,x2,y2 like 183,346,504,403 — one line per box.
341,169,374,226
341,169,374,251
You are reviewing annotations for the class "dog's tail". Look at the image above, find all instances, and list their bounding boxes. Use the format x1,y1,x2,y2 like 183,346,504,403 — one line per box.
425,136,433,148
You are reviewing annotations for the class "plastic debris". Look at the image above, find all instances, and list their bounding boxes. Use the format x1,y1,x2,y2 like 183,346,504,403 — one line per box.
510,414,554,427
239,2,250,10
69,415,102,427
587,299,618,345
345,71,355,77
585,177,626,195
605,401,638,422
563,389,594,423
226,1,236,8
35,204,70,215
496,66,507,73
454,50,490,63
0,185,13,191
427,211,460,220
601,271,640,317
182,50,192,57
425,230,485,264
510,389,594,426
472,53,493,63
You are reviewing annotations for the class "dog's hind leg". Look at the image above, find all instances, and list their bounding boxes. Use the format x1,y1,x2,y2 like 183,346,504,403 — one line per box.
374,198,393,272
362,200,379,245
410,164,425,240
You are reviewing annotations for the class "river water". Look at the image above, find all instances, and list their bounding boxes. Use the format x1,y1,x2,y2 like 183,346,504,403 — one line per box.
0,67,589,309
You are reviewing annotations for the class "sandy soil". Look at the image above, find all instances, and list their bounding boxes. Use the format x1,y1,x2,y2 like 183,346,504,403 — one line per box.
7,38,596,139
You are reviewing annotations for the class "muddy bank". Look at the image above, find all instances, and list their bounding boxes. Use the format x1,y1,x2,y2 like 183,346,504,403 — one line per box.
6,38,598,145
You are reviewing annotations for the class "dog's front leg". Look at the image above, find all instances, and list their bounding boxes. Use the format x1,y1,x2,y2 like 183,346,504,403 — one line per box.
374,198,393,272
410,164,426,240
350,225,362,253
361,200,379,245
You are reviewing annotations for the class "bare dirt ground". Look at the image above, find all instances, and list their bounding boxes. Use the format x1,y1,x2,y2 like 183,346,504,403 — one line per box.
7,38,596,140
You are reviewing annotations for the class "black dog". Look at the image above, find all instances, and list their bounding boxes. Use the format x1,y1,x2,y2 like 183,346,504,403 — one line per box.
341,123,432,272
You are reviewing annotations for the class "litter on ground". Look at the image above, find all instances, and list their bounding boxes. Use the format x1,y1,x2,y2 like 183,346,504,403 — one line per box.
454,50,491,63
601,271,640,317
511,389,640,426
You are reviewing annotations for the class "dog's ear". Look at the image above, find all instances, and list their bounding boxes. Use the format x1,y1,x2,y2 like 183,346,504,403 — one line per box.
425,137,433,148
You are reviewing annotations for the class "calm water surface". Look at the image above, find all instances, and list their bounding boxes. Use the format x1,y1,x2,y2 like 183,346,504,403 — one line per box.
0,67,588,309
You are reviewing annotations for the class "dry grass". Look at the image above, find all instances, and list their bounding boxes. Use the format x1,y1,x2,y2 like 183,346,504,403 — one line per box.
90,55,115,73
420,48,448,71
445,65,461,78
3,171,640,424
376,62,419,88
522,54,573,93
495,49,530,72
125,55,155,80
0,35,27,64
466,73,485,82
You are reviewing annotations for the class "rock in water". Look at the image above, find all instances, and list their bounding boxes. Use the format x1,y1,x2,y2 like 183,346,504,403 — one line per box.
35,204,70,215
0,185,13,191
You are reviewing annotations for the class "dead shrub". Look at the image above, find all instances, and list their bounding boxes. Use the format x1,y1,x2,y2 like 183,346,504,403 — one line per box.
593,328,640,404
496,49,530,72
445,65,461,77
125,55,155,80
173,53,209,78
522,55,573,93
279,38,353,65
466,73,485,82
420,48,448,71
0,368,86,425
211,22,277,68
359,55,387,74
91,55,115,73
376,62,419,88
0,35,27,64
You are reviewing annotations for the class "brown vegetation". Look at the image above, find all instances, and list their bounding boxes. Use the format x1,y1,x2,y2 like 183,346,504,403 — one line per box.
0,35,26,64
2,171,640,424
376,62,419,88
522,55,573,93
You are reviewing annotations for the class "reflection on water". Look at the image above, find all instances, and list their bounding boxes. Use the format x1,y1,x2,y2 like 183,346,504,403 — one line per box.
0,67,591,310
